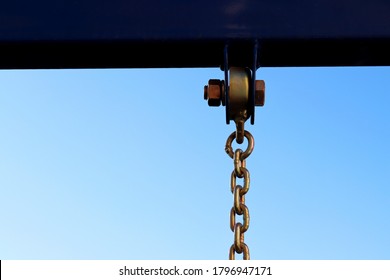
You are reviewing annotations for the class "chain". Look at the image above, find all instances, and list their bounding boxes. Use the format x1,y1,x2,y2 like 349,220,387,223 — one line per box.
225,130,254,260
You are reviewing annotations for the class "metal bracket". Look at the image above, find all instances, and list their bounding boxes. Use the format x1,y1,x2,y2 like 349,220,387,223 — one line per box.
204,41,265,143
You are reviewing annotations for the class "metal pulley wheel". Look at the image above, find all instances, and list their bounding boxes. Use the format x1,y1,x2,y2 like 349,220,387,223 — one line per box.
204,66,264,143
227,66,251,124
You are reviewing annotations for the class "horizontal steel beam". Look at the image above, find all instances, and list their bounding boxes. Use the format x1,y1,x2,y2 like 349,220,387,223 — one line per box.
1,0,390,69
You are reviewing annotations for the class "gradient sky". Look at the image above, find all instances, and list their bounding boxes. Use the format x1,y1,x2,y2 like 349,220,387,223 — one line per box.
0,66,389,260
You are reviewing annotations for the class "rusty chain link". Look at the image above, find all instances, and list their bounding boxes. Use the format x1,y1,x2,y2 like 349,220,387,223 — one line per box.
225,130,254,260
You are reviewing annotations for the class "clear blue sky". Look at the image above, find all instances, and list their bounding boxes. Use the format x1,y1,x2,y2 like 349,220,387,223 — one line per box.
0,66,389,260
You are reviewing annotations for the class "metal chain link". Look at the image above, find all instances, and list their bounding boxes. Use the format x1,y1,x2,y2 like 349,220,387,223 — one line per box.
225,130,254,260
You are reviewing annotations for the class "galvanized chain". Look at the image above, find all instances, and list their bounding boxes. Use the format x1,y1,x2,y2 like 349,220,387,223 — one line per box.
225,129,254,260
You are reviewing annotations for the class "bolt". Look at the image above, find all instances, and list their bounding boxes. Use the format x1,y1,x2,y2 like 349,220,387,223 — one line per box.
204,79,262,107
204,85,208,100
255,80,265,106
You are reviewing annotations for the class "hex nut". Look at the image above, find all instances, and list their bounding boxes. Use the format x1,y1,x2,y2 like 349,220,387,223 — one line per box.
255,80,265,106
207,79,222,107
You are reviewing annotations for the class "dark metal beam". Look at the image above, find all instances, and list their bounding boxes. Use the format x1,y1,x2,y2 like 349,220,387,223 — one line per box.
1,0,390,69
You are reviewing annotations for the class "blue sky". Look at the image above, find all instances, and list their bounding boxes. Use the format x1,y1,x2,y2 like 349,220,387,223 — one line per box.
0,66,389,260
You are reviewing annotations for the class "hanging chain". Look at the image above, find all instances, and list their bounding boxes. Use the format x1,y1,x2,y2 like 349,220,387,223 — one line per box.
203,57,264,259
225,129,254,260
